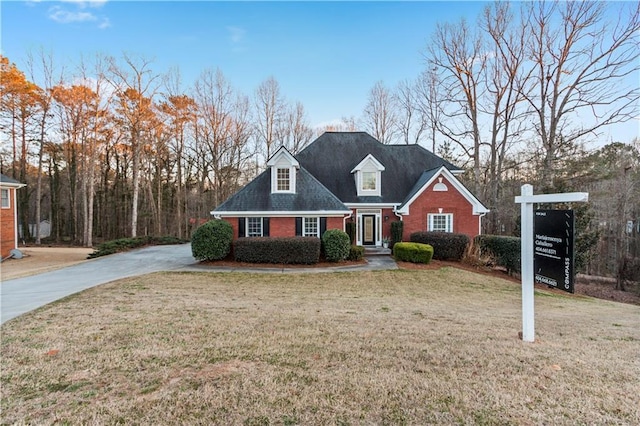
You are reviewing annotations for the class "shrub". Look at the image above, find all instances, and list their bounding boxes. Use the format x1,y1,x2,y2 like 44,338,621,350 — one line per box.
393,242,434,264
347,245,365,261
410,231,470,261
191,219,234,261
474,235,521,274
390,220,403,249
88,235,188,259
322,229,351,262
345,221,357,244
234,237,321,264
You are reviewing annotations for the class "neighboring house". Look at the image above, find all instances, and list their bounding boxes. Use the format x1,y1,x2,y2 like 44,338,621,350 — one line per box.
212,132,489,246
0,174,26,259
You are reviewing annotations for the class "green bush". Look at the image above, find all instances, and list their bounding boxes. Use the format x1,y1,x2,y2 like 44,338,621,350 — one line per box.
347,245,365,261
234,237,321,264
393,242,434,264
390,220,403,249
474,235,521,274
191,219,234,261
88,235,188,259
410,231,470,261
322,229,351,262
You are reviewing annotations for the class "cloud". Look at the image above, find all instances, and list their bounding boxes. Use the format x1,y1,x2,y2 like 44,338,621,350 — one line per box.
226,26,246,44
47,1,110,29
49,6,97,23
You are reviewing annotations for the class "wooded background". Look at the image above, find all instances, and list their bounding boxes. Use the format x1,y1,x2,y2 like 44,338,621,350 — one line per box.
1,2,638,283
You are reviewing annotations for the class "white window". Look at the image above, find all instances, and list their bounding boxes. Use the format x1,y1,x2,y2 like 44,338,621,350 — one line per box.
1,189,9,208
362,171,377,191
428,213,453,233
303,217,319,237
247,217,263,237
276,168,290,191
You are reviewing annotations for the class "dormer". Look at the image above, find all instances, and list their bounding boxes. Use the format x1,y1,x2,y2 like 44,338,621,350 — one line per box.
266,146,299,194
351,154,385,197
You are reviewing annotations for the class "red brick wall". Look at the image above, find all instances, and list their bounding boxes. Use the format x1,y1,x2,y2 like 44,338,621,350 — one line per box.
223,216,345,239
401,175,480,239
0,188,17,259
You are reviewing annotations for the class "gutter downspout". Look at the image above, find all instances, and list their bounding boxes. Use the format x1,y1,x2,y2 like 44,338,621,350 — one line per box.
478,212,487,235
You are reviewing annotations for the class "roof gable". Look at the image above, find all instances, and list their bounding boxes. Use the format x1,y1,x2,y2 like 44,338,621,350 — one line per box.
397,166,489,215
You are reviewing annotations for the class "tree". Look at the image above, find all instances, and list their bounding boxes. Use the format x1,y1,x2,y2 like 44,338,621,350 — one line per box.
522,1,640,190
363,81,397,144
394,78,428,145
107,54,159,238
254,76,285,160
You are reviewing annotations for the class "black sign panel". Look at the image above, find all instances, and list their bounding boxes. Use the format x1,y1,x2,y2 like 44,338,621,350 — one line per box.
534,209,575,293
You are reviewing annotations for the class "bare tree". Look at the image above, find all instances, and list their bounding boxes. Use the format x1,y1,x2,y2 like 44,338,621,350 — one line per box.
394,78,428,145
107,54,159,238
254,76,285,160
415,68,443,153
363,81,398,144
522,1,640,190
278,101,313,154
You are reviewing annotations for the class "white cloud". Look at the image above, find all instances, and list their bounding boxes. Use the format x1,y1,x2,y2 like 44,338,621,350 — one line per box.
61,0,108,8
49,6,97,23
227,26,246,44
98,17,111,29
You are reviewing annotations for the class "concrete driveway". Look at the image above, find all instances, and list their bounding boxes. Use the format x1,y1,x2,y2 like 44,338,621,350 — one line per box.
1,244,397,324
1,244,197,324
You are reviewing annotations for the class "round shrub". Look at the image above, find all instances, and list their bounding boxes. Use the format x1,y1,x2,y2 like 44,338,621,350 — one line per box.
191,219,233,261
322,229,351,262
393,242,434,264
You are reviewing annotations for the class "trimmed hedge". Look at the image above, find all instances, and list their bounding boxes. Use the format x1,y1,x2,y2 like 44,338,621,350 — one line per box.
347,245,365,261
409,231,470,261
474,235,521,274
390,220,403,249
322,229,351,262
234,237,321,264
393,242,434,264
88,236,188,259
191,219,234,261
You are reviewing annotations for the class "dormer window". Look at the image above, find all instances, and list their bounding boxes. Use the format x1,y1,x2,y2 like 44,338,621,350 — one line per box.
351,154,385,197
267,146,299,194
277,168,290,191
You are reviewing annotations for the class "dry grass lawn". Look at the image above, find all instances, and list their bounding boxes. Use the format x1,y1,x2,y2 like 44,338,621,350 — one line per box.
2,269,639,425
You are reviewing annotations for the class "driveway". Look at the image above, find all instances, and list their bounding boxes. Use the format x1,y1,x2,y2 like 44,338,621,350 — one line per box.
1,244,396,324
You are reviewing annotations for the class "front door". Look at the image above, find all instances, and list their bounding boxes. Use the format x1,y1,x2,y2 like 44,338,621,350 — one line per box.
362,215,376,245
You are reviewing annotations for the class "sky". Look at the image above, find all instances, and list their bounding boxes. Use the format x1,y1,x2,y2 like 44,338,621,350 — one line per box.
2,0,638,143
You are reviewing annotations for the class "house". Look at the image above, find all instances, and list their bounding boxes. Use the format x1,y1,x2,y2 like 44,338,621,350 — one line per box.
0,174,26,259
212,132,488,246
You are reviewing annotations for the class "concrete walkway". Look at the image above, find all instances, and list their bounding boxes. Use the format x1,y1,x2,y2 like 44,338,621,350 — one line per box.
1,244,396,324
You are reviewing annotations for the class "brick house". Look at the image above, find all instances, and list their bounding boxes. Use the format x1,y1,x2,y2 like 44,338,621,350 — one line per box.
212,132,488,246
0,174,26,259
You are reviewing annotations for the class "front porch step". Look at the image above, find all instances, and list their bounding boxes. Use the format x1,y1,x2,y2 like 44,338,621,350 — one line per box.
364,247,391,256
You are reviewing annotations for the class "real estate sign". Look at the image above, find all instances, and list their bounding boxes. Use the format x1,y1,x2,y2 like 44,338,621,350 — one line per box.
534,209,575,293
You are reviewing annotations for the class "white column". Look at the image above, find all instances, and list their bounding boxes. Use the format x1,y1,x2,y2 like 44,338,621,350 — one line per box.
520,184,535,342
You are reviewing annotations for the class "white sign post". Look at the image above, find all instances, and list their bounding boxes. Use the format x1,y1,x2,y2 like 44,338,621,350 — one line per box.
514,184,588,342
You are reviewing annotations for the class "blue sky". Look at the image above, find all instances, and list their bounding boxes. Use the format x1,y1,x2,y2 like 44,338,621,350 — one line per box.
2,0,487,128
2,1,638,142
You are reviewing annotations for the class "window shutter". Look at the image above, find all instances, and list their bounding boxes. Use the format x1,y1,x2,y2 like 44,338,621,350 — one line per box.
295,217,302,236
238,218,245,238
320,217,327,237
263,217,270,237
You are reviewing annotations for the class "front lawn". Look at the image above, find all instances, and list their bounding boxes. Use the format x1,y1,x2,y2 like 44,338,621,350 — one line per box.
1,269,638,424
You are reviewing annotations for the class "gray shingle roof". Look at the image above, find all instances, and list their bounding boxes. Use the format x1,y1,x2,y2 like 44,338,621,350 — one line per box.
295,132,461,204
0,174,23,185
214,166,350,213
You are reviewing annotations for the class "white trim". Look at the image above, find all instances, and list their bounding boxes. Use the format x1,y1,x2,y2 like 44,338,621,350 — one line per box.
266,146,299,168
397,166,489,215
0,182,26,189
345,203,399,208
428,213,454,233
350,154,385,173
246,217,263,237
267,146,299,194
355,208,382,246
303,217,320,237
212,210,351,217
1,188,9,209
